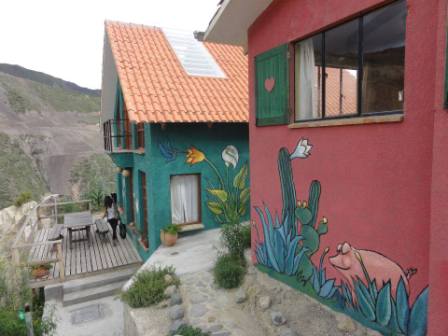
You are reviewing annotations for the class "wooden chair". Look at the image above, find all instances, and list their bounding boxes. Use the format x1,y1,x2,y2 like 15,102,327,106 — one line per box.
47,224,64,252
95,219,109,241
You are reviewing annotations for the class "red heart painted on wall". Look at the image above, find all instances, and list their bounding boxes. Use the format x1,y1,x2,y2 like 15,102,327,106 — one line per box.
264,77,275,93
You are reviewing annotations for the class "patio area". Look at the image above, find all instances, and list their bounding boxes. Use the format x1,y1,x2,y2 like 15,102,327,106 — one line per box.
29,225,141,288
12,196,142,288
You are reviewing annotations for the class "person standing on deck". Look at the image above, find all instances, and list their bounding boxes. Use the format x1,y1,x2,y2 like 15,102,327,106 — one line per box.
103,195,118,246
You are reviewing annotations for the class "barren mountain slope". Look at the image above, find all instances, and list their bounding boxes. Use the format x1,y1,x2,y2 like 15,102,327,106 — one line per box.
0,65,114,208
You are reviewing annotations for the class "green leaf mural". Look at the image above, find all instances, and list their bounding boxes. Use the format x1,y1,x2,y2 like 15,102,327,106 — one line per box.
208,189,228,203
207,201,223,215
233,164,248,190
240,187,250,204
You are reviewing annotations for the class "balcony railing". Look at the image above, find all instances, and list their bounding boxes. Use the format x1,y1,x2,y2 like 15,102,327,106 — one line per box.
103,119,134,153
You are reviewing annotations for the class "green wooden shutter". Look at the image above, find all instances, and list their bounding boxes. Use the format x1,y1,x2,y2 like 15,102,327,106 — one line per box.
255,44,289,126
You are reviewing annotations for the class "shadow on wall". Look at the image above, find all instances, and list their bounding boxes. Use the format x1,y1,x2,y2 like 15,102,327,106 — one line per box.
253,138,429,336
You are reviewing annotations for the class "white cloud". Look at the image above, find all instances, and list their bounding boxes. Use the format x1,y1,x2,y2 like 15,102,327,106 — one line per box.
0,0,219,89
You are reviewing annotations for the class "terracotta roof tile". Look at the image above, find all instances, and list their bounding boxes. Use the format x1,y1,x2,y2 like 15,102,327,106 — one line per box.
105,21,248,123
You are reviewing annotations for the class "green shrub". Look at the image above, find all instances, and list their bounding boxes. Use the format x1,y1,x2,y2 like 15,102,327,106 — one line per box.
0,308,26,336
241,224,251,249
14,191,32,207
174,325,210,336
0,257,31,311
87,189,104,211
221,223,250,259
213,254,246,289
122,266,179,308
33,305,56,336
0,259,55,336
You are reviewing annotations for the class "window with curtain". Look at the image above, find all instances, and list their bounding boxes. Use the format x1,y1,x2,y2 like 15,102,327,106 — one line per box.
295,0,406,121
170,174,200,225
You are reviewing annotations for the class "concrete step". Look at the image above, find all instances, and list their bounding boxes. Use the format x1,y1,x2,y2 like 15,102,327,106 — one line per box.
63,267,137,294
63,281,125,307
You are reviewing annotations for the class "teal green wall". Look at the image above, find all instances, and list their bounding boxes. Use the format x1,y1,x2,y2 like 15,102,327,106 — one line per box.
110,122,249,261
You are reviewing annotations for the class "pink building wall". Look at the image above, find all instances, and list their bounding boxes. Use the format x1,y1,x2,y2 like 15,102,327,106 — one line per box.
248,0,447,334
428,0,448,334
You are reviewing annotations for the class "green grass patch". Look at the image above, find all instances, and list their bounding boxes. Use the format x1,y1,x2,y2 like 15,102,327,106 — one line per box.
14,192,32,207
174,325,210,336
122,266,179,308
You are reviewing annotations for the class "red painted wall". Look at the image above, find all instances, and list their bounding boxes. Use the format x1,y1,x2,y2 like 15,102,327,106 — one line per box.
248,0,447,333
428,0,448,334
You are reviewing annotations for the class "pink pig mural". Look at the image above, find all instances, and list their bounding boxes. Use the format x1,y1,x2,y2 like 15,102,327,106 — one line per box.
329,242,417,299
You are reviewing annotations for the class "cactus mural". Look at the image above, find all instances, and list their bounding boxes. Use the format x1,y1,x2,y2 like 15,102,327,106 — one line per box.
254,138,429,336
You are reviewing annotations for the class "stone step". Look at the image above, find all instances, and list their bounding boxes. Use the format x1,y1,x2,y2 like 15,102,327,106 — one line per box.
63,281,125,307
63,267,137,294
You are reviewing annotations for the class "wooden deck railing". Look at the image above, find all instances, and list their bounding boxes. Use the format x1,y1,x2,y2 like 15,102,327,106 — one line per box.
11,197,91,282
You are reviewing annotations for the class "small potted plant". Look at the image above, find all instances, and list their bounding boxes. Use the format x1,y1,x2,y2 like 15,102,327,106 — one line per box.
160,224,180,247
31,263,52,279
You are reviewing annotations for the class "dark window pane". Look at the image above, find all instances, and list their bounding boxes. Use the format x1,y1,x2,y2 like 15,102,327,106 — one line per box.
295,34,323,120
362,0,406,114
325,20,359,117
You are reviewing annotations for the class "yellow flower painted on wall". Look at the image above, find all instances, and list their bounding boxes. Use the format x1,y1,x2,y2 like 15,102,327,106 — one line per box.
159,139,249,225
186,147,205,165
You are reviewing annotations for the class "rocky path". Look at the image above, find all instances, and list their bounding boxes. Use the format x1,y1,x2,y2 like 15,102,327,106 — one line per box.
162,259,380,336
178,270,265,336
124,229,381,336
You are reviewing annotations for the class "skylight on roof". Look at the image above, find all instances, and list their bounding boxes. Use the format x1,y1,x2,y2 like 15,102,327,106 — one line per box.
162,28,226,79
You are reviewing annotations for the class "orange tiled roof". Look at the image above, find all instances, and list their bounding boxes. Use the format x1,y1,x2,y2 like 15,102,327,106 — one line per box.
105,21,248,123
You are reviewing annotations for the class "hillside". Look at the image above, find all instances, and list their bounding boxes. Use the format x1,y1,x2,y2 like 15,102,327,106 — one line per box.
0,71,100,114
0,133,47,208
0,63,100,96
0,64,114,208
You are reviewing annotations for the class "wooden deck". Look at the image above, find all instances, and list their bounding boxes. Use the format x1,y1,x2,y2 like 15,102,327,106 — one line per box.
29,223,142,287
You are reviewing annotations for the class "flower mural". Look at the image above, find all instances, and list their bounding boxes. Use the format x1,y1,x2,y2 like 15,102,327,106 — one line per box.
290,138,312,159
222,145,239,168
186,147,206,165
159,141,249,225
254,137,429,336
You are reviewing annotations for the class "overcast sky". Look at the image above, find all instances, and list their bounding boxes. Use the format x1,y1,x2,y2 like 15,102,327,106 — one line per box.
0,0,219,89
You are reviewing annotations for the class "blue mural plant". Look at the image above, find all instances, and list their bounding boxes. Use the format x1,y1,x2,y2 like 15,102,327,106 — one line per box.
255,205,307,275
311,248,338,299
339,276,429,336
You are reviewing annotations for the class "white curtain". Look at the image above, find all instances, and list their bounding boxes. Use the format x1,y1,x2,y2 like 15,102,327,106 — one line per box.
296,38,319,120
170,175,199,224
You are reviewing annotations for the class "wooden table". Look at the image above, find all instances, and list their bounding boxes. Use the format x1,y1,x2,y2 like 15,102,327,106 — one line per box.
64,211,94,249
